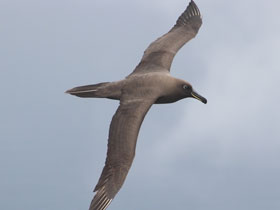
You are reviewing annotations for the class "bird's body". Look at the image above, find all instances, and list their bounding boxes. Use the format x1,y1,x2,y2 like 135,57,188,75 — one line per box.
66,1,207,209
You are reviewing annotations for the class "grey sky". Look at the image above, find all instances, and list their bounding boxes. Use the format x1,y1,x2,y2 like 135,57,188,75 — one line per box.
1,0,280,209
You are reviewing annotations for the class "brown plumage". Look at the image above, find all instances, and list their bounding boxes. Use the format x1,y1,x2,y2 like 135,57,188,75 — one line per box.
66,1,207,209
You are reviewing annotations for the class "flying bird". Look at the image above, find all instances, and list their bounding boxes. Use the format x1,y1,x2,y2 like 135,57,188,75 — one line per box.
66,1,206,209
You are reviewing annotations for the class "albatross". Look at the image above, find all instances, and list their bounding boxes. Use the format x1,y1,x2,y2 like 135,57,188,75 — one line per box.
66,1,206,209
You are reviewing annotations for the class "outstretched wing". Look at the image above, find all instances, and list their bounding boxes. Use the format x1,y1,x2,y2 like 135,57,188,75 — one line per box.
89,98,155,210
130,0,202,75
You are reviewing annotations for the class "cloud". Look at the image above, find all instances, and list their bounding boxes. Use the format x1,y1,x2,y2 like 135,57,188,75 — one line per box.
1,0,280,210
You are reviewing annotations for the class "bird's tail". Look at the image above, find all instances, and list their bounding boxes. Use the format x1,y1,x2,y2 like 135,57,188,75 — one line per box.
65,82,110,98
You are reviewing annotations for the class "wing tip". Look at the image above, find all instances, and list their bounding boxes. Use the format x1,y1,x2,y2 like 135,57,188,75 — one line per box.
175,0,202,28
89,187,113,210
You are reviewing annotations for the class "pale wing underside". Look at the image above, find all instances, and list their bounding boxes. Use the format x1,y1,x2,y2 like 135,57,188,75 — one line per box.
130,0,202,75
89,98,155,210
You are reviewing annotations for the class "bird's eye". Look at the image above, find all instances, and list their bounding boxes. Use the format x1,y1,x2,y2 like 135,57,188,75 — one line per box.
183,84,191,90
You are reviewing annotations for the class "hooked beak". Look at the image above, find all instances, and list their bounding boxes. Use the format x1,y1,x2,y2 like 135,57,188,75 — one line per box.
191,90,207,104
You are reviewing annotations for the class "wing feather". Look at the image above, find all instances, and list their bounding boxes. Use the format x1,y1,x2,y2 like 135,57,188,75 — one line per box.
89,98,155,210
130,0,202,75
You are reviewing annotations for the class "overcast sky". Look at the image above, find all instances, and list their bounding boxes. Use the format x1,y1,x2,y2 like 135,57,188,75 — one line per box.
1,0,280,209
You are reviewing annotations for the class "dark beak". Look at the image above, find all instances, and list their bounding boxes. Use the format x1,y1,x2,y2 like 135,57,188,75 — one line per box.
191,90,207,104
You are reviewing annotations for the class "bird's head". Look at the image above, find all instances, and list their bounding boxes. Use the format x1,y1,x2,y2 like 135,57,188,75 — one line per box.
180,82,207,104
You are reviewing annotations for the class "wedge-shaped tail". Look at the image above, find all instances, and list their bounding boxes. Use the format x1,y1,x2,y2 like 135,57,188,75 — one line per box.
65,82,122,100
65,82,109,98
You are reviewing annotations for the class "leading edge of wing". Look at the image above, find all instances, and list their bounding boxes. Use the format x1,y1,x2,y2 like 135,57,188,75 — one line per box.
130,0,202,76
